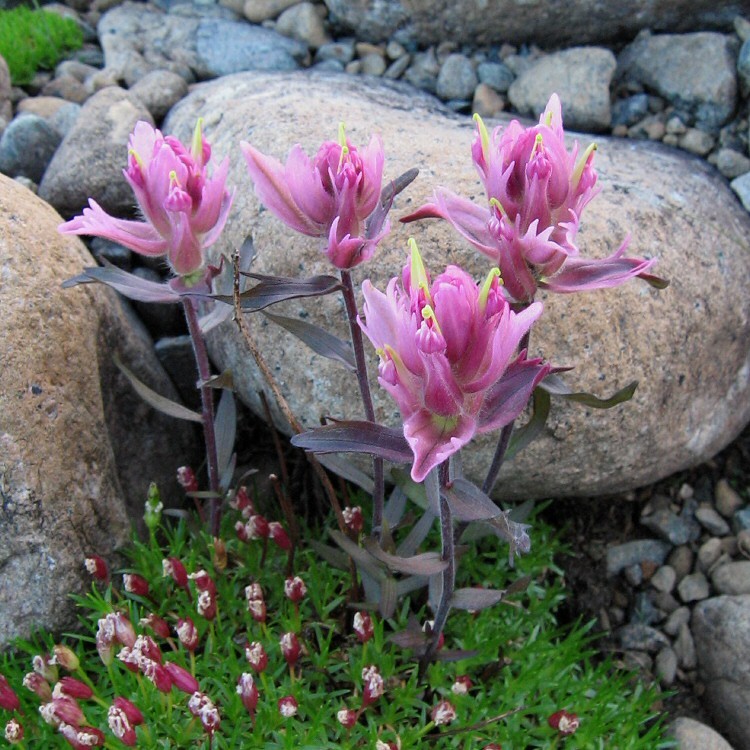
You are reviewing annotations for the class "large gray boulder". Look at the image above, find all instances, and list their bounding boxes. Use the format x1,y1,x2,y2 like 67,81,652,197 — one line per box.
322,0,749,47
165,70,750,500
0,175,197,645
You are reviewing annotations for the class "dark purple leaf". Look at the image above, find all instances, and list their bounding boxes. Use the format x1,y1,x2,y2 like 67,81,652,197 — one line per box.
114,355,203,423
263,311,355,371
214,389,236,483
291,421,412,464
201,370,235,390
451,587,506,611
479,358,550,431
638,271,670,289
441,478,502,521
505,387,551,461
212,272,342,311
540,374,638,408
363,538,448,575
328,530,384,580
63,264,180,303
315,454,374,494
379,577,398,618
505,575,532,595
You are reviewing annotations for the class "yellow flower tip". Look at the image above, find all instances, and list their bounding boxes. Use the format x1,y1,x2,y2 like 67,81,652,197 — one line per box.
478,267,502,311
473,112,491,161
128,147,144,170
572,141,597,187
338,121,347,148
191,118,204,161
421,304,443,335
408,238,432,303
530,132,544,160
489,196,508,219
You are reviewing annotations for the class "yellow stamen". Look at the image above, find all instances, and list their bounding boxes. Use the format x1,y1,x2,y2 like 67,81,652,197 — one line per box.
478,267,503,312
128,148,144,171
489,197,508,219
408,238,432,304
191,118,204,163
529,132,543,160
383,344,409,381
338,121,347,148
169,169,181,188
543,108,554,127
572,141,597,189
473,113,490,164
421,304,443,336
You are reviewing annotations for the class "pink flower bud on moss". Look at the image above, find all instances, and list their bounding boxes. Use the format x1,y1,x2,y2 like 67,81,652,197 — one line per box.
162,557,189,590
337,708,357,729
235,520,249,542
176,618,200,651
176,466,198,492
548,710,579,735
23,672,52,702
361,665,384,707
141,660,172,693
51,646,79,672
451,675,472,695
431,699,457,726
482,743,503,749
284,576,307,603
48,696,85,727
236,673,259,716
59,722,105,749
111,613,137,648
112,697,143,726
196,589,217,620
342,506,364,533
245,642,268,673
188,692,220,736
55,678,93,701
375,741,399,750
280,632,301,667
189,570,216,595
245,585,266,623
84,556,109,582
268,522,292,551
32,654,58,683
0,675,20,711
233,486,254,514
278,695,298,718
353,611,374,644
123,574,150,597
140,613,171,640
108,706,137,747
134,635,162,664
4,718,23,744
245,515,270,539
164,662,199,694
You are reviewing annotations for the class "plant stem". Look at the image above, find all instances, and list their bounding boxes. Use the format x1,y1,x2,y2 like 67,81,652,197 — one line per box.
339,269,385,539
183,296,221,536
418,466,454,680
481,325,532,496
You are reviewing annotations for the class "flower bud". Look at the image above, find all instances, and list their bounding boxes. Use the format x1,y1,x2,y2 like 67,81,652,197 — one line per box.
278,695,298,718
245,514,270,539
48,696,85,726
548,710,579,735
84,555,109,582
212,537,227,571
51,645,79,672
140,613,171,640
233,486,254,515
431,699,457,726
280,632,301,667
342,506,364,533
162,558,189,590
188,692,220,736
482,744,503,749
123,574,150,598
112,697,144,726
144,483,163,531
236,673,259,716
4,718,23,744
361,665,384,707
189,570,216,595
176,466,198,493
451,675,472,695
55,677,93,701
59,722,105,748
196,589,217,621
284,576,307,603
108,706,137,747
23,672,52,702
337,708,357,729
32,654,57,683
141,660,172,693
164,662,199,694
176,618,200,652
353,611,374,644
268,521,292,551
245,642,268,673
0,675,20,711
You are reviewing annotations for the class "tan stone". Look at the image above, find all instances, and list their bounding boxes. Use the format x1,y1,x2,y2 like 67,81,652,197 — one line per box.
0,175,196,644
164,71,750,500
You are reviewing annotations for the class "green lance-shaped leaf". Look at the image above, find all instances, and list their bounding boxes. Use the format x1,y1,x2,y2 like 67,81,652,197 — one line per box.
539,374,638,408
212,272,342,311
441,478,503,521
263,311,356,371
114,355,203,423
291,421,412,464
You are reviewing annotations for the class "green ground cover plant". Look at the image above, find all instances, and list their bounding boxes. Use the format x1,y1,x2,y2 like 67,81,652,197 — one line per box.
0,5,82,85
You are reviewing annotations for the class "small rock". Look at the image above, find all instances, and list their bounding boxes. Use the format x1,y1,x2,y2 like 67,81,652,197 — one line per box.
154,335,200,409
0,115,62,183
404,48,440,93
715,479,745,517
0,56,12,122
16,96,70,119
678,572,710,603
359,53,387,76
55,59,100,83
698,538,724,571
737,529,750,559
243,0,299,23
668,716,735,750
655,647,678,686
715,149,750,179
89,237,132,270
628,114,666,140
735,15,750,42
632,591,662,625
611,93,649,127
624,563,644,586
696,505,731,536
384,55,410,79
712,561,750,595
678,128,716,156
651,564,677,593
314,40,355,65
733,507,750,533
665,115,688,135
476,61,514,93
668,545,695,581
618,622,670,652
129,70,188,121
385,40,406,60
355,42,384,58
622,650,653,671
738,38,750,93
650,590,680,614
730,172,750,211
675,622,697,670
642,507,700,546
664,606,691,636
436,53,478,101
606,539,671,577
472,82,505,118
276,2,331,49
40,75,89,104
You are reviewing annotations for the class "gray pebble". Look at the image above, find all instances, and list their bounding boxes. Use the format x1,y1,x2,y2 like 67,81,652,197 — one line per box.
651,564,676,593
677,572,710,603
49,102,82,138
668,544,695,581
678,128,716,156
618,622,670,652
738,529,750,559
711,561,750,595
624,563,644,586
611,93,649,127
623,650,654,671
359,53,387,77
665,115,688,135
650,590,681,614
698,537,724,571
314,40,355,65
733,507,750,533
735,15,750,42
404,48,440,93
129,70,188,121
641,507,700,546
715,148,750,179
664,606,691,636
632,591,662,625
436,53,478,101
695,506,731,536
730,171,750,211
385,40,406,60
476,61,514,93
384,55,411,80
674,622,697,669
275,2,330,50
312,59,345,73
606,539,671,577
655,646,678,686
715,478,745,517
738,38,750,93
0,114,62,183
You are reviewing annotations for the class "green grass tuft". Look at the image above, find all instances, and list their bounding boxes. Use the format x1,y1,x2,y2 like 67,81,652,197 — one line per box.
0,6,83,86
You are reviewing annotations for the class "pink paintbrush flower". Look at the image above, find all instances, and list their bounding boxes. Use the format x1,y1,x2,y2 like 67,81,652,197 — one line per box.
403,95,660,302
59,120,233,280
359,241,549,481
241,124,387,269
